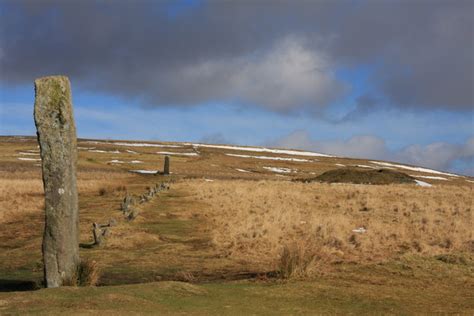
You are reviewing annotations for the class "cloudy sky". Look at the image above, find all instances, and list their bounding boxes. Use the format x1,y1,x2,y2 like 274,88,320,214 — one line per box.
0,0,473,175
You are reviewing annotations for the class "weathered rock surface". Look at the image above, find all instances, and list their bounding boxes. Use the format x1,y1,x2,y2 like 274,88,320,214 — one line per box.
34,76,80,288
164,155,170,175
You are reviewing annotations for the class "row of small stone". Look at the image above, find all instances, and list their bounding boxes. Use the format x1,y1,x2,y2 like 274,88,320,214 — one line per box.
90,182,170,246
120,182,171,220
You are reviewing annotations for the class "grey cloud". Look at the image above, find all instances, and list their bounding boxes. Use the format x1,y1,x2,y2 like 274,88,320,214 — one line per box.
144,36,346,111
398,143,461,172
328,1,474,110
397,139,474,175
0,0,472,111
336,94,380,123
271,130,474,175
272,130,389,159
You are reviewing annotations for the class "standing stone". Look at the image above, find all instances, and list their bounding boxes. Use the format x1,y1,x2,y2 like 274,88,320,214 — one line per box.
34,76,80,288
164,155,170,175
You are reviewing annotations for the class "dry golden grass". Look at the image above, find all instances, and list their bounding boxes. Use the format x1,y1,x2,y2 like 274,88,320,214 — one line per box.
0,137,472,313
1,137,472,277
186,179,473,272
75,259,101,286
278,241,318,278
105,230,161,250
0,177,43,223
0,170,131,224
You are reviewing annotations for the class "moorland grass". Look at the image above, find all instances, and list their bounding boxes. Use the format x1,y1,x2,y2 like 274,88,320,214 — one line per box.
0,136,472,314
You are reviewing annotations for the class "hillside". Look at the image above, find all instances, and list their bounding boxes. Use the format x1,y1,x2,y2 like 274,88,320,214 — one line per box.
1,135,469,184
0,136,473,314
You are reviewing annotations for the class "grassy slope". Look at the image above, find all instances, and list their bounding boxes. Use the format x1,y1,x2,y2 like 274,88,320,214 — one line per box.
1,256,473,314
0,136,473,314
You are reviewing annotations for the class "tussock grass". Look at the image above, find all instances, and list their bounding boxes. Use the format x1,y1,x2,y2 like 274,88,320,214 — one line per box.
278,241,317,279
77,259,101,286
175,271,197,283
187,180,473,269
65,259,101,286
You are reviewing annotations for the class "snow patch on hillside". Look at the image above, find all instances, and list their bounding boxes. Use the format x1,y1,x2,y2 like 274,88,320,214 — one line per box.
263,166,294,173
84,141,182,148
17,157,41,161
186,143,332,157
415,180,433,187
370,161,460,177
156,151,198,156
109,160,143,164
411,175,448,181
354,164,377,169
18,152,39,156
108,159,124,164
226,153,310,162
89,149,120,154
236,168,251,173
129,170,158,174
113,142,182,148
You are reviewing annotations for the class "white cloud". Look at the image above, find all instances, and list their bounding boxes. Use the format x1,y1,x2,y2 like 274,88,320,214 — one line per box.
165,36,346,112
271,131,474,176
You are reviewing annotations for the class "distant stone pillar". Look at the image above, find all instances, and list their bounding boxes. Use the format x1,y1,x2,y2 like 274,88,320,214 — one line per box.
34,76,80,288
164,155,170,175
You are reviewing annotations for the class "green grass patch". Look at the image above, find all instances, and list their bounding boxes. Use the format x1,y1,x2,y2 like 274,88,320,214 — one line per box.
3,274,472,315
141,219,194,237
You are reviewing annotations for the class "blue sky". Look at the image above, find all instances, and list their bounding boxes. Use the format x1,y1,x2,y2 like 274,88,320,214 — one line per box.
0,1,473,175
2,81,471,147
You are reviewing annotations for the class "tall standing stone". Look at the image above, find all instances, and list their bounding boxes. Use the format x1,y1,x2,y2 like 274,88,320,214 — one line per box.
34,76,80,288
164,155,170,175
